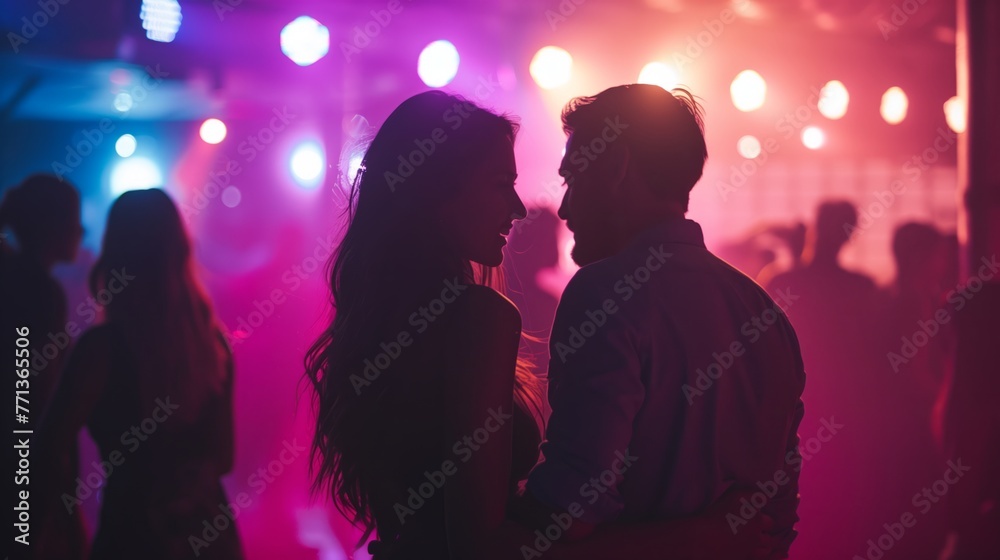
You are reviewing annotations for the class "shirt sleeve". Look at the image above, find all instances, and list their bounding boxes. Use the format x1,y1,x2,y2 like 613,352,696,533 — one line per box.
765,314,807,558
767,397,804,558
526,269,646,524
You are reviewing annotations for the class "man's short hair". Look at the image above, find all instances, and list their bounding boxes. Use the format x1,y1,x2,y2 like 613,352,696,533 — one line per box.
561,84,708,211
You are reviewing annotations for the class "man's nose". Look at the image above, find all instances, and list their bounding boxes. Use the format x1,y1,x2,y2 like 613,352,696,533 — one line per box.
557,190,570,222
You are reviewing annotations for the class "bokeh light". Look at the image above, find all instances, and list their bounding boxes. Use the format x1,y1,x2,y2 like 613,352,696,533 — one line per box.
638,62,679,91
944,95,966,134
199,118,227,144
280,16,330,66
530,46,573,90
140,0,182,43
880,86,908,125
730,70,767,112
115,134,137,158
290,141,326,188
737,135,762,159
221,186,242,208
818,80,849,120
110,157,163,196
114,92,133,113
801,126,825,149
417,40,460,88
110,68,131,86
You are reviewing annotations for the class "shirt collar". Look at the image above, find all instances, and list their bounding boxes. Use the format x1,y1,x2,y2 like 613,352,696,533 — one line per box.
632,217,707,249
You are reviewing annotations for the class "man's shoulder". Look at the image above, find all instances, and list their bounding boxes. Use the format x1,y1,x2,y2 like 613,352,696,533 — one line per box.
570,240,676,283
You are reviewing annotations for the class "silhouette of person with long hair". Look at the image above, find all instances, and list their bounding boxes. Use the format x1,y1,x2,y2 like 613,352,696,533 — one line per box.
1,174,86,560
305,91,769,559
35,188,243,560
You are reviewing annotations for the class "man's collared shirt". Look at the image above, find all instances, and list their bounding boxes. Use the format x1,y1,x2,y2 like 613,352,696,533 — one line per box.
526,218,806,555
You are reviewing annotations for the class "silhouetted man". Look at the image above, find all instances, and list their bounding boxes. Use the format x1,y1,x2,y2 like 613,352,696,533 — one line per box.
519,84,806,558
764,201,884,560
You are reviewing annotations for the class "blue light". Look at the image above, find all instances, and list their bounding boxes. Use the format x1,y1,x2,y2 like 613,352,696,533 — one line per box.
115,134,137,158
140,0,182,43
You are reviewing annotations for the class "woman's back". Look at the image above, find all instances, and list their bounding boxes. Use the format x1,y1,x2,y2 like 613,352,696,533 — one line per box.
83,324,242,560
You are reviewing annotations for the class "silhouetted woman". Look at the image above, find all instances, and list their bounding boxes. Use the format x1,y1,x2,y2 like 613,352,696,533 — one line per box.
305,91,766,559
36,189,243,560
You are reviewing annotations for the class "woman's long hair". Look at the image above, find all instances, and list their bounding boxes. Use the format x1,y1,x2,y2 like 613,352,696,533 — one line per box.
91,188,226,424
305,91,542,542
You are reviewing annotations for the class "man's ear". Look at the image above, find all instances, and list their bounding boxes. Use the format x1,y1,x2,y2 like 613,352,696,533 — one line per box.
605,142,631,196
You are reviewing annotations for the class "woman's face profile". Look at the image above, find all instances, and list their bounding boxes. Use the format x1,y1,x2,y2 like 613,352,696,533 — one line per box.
438,135,526,267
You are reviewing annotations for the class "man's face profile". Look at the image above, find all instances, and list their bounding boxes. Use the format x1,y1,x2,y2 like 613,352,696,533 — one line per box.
557,133,617,266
